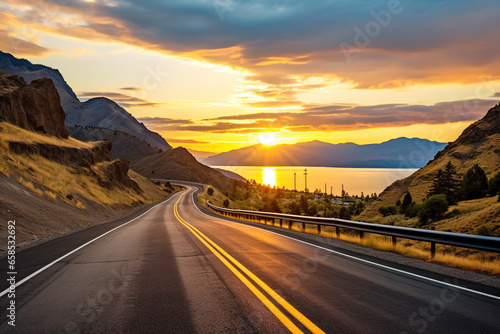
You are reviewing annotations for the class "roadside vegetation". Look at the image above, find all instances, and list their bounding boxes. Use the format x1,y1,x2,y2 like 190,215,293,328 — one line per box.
372,162,500,237
199,180,375,219
200,164,500,275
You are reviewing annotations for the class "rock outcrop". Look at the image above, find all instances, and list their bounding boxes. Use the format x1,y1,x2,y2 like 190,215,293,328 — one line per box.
7,140,113,168
0,70,68,138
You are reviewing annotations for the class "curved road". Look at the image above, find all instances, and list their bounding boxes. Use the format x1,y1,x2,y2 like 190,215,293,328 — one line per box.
1,186,499,333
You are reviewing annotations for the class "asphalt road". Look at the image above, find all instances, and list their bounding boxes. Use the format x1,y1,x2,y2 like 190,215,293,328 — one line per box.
1,186,499,333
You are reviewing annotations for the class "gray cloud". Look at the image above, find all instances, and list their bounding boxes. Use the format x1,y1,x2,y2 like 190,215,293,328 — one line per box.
78,91,162,108
165,138,209,144
6,0,500,91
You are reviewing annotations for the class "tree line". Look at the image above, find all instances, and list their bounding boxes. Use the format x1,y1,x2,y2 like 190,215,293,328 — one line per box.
379,162,500,226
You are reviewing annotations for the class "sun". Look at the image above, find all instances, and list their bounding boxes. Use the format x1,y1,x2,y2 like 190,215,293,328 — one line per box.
258,133,278,146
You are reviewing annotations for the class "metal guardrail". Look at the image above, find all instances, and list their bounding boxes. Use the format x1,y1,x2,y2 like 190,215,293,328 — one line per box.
206,201,500,256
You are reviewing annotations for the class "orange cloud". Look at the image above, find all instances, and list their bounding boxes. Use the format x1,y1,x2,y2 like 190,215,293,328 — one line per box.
2,0,500,107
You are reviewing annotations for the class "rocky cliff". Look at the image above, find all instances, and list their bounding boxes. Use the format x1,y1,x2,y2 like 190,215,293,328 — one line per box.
0,70,68,138
0,51,171,151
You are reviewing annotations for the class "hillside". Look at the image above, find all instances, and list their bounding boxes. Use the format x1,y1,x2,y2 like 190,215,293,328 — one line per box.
361,103,500,219
0,122,168,248
0,51,171,151
130,147,239,189
68,125,161,160
203,137,446,168
0,70,168,250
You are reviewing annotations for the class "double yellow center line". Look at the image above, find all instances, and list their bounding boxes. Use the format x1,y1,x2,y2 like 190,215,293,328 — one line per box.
173,193,325,334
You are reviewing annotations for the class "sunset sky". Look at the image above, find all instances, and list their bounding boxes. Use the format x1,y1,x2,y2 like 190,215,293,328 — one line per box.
1,0,499,152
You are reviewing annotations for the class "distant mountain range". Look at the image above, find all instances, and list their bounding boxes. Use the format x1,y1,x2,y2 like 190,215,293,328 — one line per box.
203,138,447,168
0,51,171,151
188,149,217,161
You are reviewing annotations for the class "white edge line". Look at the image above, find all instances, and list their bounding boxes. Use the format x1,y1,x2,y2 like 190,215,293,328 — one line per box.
0,193,179,298
189,189,500,302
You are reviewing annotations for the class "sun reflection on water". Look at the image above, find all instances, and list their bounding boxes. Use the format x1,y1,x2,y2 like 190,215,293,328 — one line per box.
262,167,276,187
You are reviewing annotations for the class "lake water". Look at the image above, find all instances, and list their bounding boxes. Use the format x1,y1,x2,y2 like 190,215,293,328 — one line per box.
216,166,418,196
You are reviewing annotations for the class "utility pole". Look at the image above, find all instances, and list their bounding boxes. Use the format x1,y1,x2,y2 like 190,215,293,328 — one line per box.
341,184,345,206
304,168,308,191
294,172,296,191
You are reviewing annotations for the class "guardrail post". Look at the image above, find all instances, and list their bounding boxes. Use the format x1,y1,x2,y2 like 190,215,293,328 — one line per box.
317,224,321,235
279,219,283,227
390,222,397,246
359,231,364,241
336,226,340,238
430,226,436,258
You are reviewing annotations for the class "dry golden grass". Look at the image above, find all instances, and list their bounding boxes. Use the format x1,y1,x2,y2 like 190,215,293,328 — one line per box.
199,185,235,208
1,123,167,209
362,196,500,237
0,122,94,149
320,231,500,275
210,209,500,276
17,176,43,196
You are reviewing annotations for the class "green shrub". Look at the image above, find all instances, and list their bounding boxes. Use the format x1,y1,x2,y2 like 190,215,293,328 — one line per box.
417,194,449,227
223,199,230,208
462,164,488,200
207,187,214,196
378,204,398,217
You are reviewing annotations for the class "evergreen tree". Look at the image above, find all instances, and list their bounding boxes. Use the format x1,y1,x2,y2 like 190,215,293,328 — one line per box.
442,161,461,204
488,172,500,197
299,195,308,214
339,206,347,219
428,170,447,196
289,201,301,215
462,164,488,200
428,162,461,205
270,197,281,213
